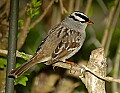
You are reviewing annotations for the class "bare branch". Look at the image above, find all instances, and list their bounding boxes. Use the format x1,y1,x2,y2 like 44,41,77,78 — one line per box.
96,0,108,14
112,38,120,91
30,0,55,28
81,65,120,83
0,48,120,85
75,0,83,11
101,0,119,48
17,16,31,50
85,0,93,15
59,0,67,14
105,0,120,55
0,49,32,58
68,0,74,13
51,6,61,26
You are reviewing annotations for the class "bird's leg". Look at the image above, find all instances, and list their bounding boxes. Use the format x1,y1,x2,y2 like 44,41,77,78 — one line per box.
65,60,77,65
65,60,77,73
47,60,63,70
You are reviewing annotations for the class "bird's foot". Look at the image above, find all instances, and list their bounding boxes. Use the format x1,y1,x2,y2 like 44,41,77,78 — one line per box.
65,60,77,73
65,60,77,65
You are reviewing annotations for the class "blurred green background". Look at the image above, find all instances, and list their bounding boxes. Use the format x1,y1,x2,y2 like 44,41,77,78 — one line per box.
0,0,120,93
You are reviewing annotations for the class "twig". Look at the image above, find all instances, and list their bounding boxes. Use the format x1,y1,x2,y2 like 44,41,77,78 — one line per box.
96,0,108,14
30,0,55,28
51,6,61,26
75,0,82,11
17,0,55,49
0,49,120,84
101,0,119,48
59,0,67,14
85,0,93,15
17,16,31,50
105,0,120,55
68,0,74,13
0,49,32,59
112,38,120,92
53,62,83,73
85,26,102,48
82,65,120,83
54,56,120,84
0,49,8,56
105,77,120,83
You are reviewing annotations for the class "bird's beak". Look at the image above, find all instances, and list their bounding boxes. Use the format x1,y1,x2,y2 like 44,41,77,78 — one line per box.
86,20,94,24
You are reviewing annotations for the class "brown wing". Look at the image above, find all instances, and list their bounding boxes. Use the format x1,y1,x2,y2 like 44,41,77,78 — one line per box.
36,24,63,53
52,29,81,60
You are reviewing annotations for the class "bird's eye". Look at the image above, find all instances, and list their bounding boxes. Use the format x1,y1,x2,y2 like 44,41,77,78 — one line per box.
80,21,85,23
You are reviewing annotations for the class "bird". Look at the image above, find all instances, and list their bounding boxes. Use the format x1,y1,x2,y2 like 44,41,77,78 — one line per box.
9,11,93,78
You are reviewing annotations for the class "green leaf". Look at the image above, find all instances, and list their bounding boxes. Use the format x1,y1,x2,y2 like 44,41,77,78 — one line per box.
32,8,39,16
26,0,41,18
34,1,41,7
30,0,41,18
27,8,34,18
32,0,41,7
0,58,7,69
18,19,24,28
34,10,39,16
18,52,30,61
16,62,22,68
32,0,37,7
14,76,28,86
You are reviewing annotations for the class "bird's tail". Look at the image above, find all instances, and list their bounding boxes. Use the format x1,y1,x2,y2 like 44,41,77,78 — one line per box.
9,59,37,78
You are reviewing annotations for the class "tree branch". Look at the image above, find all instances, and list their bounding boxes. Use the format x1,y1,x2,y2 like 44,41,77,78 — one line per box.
0,48,120,85
101,0,119,48
17,16,31,50
85,0,93,15
59,0,67,14
30,0,55,28
105,0,120,55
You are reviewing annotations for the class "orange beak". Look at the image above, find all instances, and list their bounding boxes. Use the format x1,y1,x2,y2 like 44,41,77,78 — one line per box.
86,20,94,24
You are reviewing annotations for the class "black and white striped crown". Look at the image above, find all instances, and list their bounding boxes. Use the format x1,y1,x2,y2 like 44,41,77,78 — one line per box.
69,11,89,23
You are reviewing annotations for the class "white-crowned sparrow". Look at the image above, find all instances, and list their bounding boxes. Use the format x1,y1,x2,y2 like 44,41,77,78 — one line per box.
9,11,93,78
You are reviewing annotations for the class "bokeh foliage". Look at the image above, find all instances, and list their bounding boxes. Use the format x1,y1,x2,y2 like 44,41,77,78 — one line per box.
0,0,120,93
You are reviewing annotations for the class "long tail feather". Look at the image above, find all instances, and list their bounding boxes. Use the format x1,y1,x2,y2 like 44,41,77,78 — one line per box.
9,60,37,78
